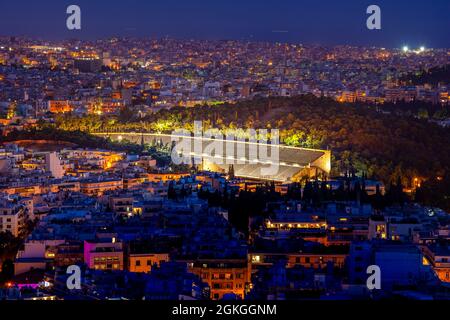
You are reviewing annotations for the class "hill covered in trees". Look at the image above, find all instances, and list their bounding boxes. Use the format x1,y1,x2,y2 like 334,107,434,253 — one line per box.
54,95,450,188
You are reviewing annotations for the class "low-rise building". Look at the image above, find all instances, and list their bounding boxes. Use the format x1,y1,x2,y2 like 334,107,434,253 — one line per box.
83,238,124,271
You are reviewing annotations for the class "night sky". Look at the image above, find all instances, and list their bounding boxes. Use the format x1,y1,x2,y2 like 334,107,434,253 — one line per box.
1,0,449,47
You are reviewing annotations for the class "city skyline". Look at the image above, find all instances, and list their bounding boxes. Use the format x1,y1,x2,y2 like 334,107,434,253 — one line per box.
0,1,449,307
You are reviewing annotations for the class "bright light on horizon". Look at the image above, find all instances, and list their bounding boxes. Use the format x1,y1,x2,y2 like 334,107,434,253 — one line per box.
420,46,425,52
402,46,409,53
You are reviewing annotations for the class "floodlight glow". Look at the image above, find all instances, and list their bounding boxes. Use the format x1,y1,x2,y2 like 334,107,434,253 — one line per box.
402,46,409,52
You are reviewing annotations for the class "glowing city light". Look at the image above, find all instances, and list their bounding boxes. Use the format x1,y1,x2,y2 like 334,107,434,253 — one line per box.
402,46,409,53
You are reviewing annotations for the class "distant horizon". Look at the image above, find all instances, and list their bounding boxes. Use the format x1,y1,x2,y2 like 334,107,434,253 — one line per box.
1,34,449,51
0,0,449,48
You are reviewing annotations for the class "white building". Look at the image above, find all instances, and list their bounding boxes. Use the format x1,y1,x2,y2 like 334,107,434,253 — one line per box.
45,152,65,179
0,201,26,237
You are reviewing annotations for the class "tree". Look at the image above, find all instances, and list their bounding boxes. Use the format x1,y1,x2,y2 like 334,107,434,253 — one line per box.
1,259,14,282
228,165,235,180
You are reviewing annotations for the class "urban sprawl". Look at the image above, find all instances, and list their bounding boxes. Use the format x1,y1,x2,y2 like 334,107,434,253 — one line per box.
0,37,449,301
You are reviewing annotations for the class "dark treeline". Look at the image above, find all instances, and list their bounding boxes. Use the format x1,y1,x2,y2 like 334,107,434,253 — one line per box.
0,127,145,154
401,64,450,86
415,173,450,212
196,177,422,235
376,100,450,120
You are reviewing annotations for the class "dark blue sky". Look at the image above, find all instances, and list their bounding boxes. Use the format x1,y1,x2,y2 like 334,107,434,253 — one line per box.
1,0,449,47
